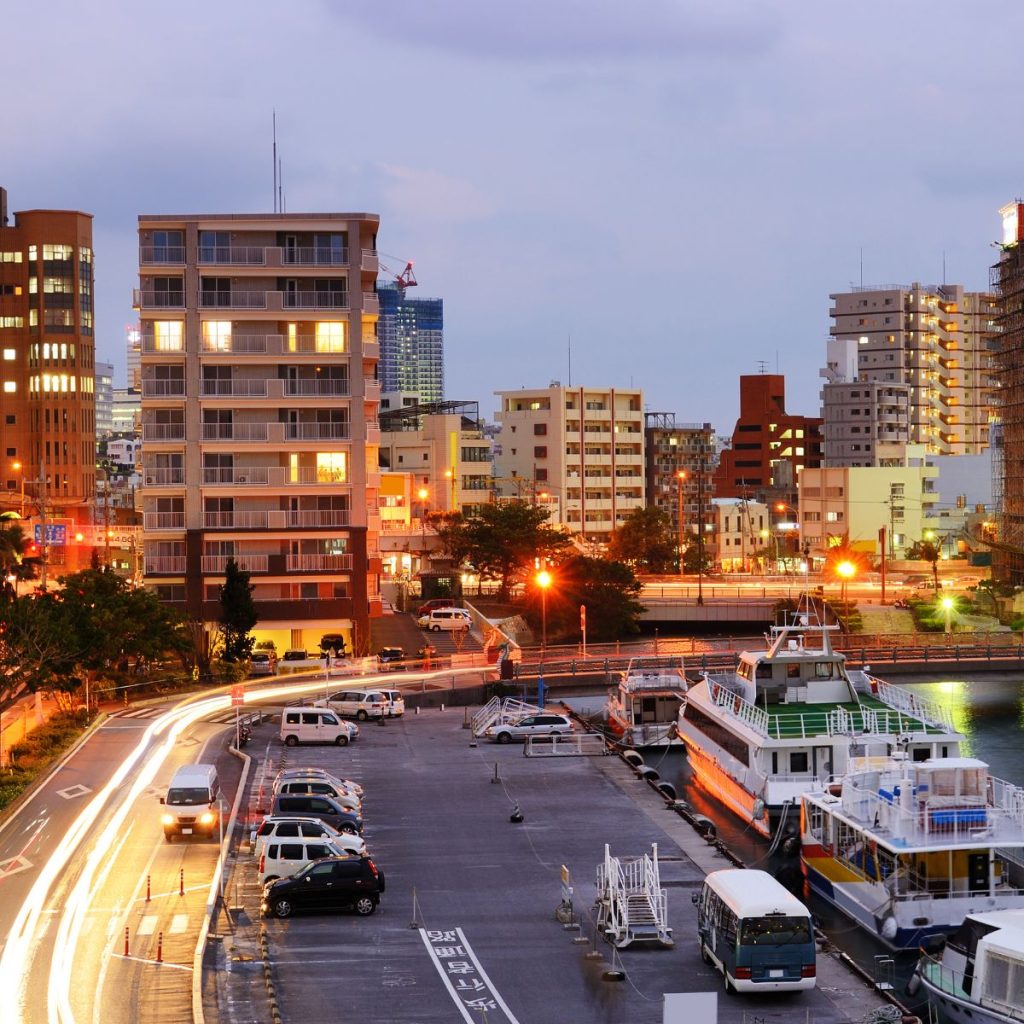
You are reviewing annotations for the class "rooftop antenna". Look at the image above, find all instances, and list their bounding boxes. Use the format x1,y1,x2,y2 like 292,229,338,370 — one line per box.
757,359,769,374
272,111,277,212
278,158,283,214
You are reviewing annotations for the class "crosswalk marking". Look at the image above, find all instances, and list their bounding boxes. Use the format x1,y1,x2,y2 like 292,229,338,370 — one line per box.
169,914,188,934
137,915,158,936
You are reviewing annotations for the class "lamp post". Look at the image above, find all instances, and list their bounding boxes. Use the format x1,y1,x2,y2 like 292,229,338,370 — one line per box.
444,468,457,512
417,487,429,570
11,461,25,518
941,595,955,635
836,560,856,631
695,446,705,606
536,569,551,652
676,470,687,575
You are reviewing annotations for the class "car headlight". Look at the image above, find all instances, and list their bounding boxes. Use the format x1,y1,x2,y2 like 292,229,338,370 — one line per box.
161,813,174,826
199,812,216,826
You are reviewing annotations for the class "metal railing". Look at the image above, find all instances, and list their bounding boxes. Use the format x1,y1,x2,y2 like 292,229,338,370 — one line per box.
143,468,185,486
283,291,347,309
709,680,770,736
199,290,268,309
200,422,269,442
200,379,270,398
197,246,267,265
284,423,351,441
200,554,269,573
142,423,185,441
282,247,348,265
144,556,186,573
142,512,185,530
285,554,353,572
139,246,185,264
282,379,350,397
141,380,186,398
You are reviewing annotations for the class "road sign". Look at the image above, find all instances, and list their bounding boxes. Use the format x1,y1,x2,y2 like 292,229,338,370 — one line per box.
230,684,245,707
34,524,67,546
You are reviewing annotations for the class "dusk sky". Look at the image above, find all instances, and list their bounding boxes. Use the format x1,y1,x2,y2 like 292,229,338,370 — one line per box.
4,1,1021,431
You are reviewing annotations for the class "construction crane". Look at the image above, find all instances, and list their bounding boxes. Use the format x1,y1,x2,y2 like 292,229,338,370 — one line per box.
378,252,418,293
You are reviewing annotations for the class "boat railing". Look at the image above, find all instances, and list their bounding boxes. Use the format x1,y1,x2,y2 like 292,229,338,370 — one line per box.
919,941,1024,1022
709,681,769,736
873,678,956,732
621,671,687,693
917,953,965,1000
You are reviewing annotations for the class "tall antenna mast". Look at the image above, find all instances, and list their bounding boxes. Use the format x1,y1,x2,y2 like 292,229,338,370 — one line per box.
273,111,278,213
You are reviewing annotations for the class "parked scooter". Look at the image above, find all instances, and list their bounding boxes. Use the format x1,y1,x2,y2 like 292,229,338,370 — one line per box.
238,724,252,747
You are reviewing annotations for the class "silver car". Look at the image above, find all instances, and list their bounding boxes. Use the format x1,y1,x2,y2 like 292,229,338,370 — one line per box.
485,713,573,744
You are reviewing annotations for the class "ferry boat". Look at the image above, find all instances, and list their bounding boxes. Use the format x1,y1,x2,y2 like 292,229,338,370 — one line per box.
675,608,964,838
605,657,688,748
801,758,1024,949
912,909,1024,1024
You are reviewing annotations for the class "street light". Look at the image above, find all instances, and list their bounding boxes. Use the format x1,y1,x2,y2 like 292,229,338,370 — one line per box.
941,594,955,635
11,461,24,517
836,560,856,627
417,487,429,568
444,468,457,511
676,470,687,575
536,569,552,652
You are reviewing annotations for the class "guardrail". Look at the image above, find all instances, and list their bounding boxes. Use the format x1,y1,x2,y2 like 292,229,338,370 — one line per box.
523,733,609,757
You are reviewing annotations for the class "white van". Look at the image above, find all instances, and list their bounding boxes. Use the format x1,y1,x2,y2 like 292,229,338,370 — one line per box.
418,607,472,632
258,836,351,885
160,763,220,842
316,689,387,721
280,707,355,747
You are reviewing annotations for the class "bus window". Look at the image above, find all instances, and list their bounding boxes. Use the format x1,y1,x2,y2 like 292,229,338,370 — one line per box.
740,916,812,946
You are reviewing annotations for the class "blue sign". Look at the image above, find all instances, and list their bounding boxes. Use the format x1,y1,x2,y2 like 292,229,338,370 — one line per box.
34,524,67,546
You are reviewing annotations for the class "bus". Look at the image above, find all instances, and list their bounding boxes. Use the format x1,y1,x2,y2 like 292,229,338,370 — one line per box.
693,869,816,993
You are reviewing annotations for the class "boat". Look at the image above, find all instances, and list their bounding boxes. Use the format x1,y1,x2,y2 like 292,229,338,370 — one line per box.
605,657,687,748
675,605,965,838
913,909,1024,1024
801,757,1024,949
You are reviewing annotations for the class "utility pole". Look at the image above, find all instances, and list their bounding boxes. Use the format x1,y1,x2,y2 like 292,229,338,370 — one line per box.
696,444,705,606
38,459,48,591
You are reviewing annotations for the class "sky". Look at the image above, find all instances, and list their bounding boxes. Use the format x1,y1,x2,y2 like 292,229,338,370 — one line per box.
3,0,1022,433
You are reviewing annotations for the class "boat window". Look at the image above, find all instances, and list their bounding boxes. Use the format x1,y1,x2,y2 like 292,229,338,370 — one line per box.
790,751,809,773
738,664,751,681
814,662,834,678
755,663,773,680
787,664,801,678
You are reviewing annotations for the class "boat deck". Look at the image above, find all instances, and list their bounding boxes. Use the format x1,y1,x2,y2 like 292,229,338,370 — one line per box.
759,695,952,740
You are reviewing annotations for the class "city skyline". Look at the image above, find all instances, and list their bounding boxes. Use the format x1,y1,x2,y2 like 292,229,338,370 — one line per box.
2,1,1020,431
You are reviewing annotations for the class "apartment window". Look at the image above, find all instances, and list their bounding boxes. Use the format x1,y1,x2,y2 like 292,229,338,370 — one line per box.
313,233,346,264
3,382,14,393
2,349,14,361
153,321,183,352
152,230,184,262
315,321,345,353
199,231,230,263
533,423,547,436
0,251,22,263
202,321,232,352
536,468,548,482
315,453,347,483
534,446,547,459
201,277,231,307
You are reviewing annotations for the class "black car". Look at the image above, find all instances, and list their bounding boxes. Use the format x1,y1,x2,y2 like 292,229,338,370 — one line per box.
262,856,385,918
377,647,406,671
320,633,348,658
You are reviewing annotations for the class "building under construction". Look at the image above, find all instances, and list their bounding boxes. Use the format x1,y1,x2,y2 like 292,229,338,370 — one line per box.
992,201,1024,581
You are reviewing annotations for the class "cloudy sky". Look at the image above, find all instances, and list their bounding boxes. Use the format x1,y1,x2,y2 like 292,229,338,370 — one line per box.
4,0,1021,430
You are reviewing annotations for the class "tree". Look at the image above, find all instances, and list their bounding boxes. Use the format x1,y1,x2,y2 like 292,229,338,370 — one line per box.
0,594,80,703
440,502,572,601
682,543,715,575
607,506,677,574
905,538,941,592
219,558,258,662
525,555,645,642
0,523,40,599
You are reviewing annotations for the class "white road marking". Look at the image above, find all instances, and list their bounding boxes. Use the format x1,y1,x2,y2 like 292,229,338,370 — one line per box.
55,785,91,800
137,916,157,936
0,856,33,880
169,915,188,934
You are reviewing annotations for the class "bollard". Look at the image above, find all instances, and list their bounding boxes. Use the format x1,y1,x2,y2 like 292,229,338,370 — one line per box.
123,926,130,957
415,705,420,715
491,763,501,784
156,932,163,964
146,874,151,902
440,703,445,712
179,868,184,897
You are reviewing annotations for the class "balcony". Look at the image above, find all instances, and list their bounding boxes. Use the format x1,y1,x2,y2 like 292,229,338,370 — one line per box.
201,554,269,573
201,379,270,398
288,510,350,528
281,247,348,266
202,466,350,488
199,290,268,310
362,292,379,314
361,249,378,272
285,423,351,441
197,246,266,266
142,423,186,442
134,289,185,309
144,556,186,574
285,553,354,572
203,511,270,530
201,422,271,442
283,291,348,310
143,467,185,486
143,512,185,531
283,379,351,397
140,246,185,265
200,509,350,530
141,379,186,398
141,337,184,355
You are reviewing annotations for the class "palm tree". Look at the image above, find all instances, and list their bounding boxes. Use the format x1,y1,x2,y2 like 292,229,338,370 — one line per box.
0,523,37,598
906,538,941,591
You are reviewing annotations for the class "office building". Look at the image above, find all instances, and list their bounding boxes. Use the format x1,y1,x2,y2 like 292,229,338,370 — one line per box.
830,282,997,456
0,187,97,522
494,384,644,542
377,281,443,405
136,210,382,653
96,360,114,437
112,388,141,436
820,338,911,466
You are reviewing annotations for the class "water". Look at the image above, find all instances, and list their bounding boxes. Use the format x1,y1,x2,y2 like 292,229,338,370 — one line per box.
565,672,1024,1006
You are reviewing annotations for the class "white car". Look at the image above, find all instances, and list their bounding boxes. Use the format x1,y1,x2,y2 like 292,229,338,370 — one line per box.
251,815,366,860
485,713,574,744
274,768,363,798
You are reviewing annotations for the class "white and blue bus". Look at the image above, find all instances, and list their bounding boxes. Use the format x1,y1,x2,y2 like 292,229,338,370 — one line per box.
693,869,816,993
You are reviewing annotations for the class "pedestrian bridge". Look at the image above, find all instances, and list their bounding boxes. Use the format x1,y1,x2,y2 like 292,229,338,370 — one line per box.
639,597,779,624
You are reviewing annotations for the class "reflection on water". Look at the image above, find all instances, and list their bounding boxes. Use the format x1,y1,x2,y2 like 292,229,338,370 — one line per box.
565,673,1024,1007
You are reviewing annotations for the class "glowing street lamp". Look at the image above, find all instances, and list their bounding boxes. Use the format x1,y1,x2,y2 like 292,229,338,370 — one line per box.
836,560,856,622
11,460,24,517
417,487,429,563
940,594,955,635
676,470,687,575
536,569,552,652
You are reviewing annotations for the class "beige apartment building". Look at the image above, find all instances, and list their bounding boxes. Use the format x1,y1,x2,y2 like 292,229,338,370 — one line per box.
830,283,997,456
494,385,645,542
136,211,382,654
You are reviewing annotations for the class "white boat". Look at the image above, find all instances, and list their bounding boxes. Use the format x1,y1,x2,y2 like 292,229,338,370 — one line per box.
801,758,1024,949
605,657,687,748
675,606,965,838
913,909,1024,1023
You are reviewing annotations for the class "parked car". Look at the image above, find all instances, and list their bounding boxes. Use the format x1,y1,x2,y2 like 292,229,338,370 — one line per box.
250,651,277,676
417,608,472,632
270,793,363,834
252,816,366,860
416,598,460,617
485,712,574,744
377,647,406,671
274,768,363,798
377,688,405,717
280,707,357,746
282,649,308,662
274,778,362,812
259,837,354,885
319,633,348,658
262,855,385,918
255,640,278,656
316,689,388,721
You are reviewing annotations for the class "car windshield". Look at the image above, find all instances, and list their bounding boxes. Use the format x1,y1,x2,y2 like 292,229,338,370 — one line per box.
167,787,210,806
740,915,812,946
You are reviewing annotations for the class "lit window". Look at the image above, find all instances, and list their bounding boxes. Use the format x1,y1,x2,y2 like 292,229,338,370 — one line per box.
42,244,72,260
28,246,37,261
202,321,232,351
316,453,347,482
314,322,345,353
286,322,298,352
0,251,23,263
42,373,52,392
2,349,14,360
2,382,14,393
154,321,183,352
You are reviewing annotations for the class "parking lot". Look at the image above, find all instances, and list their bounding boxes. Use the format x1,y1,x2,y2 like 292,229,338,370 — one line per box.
209,706,889,1024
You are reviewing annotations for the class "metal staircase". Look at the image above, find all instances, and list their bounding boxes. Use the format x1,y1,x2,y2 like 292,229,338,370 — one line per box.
595,843,673,948
471,696,542,738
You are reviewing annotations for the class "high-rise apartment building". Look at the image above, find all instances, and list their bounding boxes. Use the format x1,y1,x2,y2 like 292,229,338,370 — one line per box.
136,211,382,653
0,188,97,519
377,282,443,404
494,384,644,542
125,322,141,390
830,283,997,456
95,361,114,438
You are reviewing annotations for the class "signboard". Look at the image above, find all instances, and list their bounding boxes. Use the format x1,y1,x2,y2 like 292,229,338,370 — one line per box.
34,524,67,546
230,684,245,707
